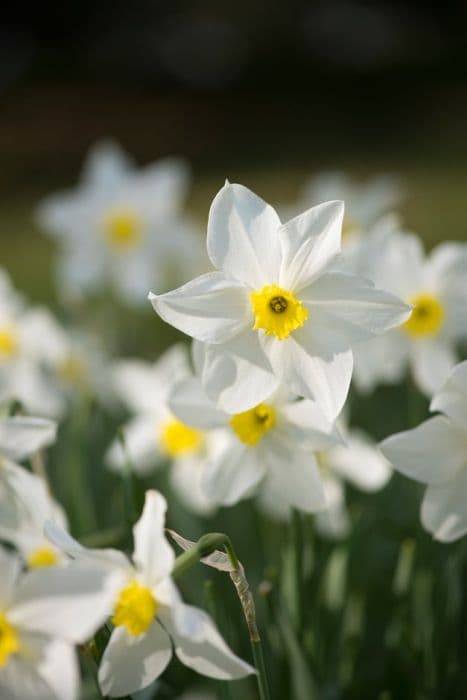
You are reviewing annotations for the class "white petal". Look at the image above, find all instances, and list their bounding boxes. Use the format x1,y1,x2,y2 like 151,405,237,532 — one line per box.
380,416,467,485
260,333,353,421
0,417,57,462
315,474,350,540
149,273,251,344
106,415,161,476
421,468,467,542
430,360,467,430
207,182,282,286
0,547,22,608
170,458,217,516
98,624,172,698
35,638,79,700
81,140,133,191
203,441,265,506
277,398,341,451
132,490,175,585
352,331,408,393
279,200,344,291
9,561,122,643
169,377,226,429
263,443,327,513
0,653,54,700
327,430,391,491
301,272,411,340
166,605,255,680
410,339,457,398
201,331,279,414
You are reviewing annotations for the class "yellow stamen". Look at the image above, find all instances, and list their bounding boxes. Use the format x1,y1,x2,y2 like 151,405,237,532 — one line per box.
101,207,142,250
341,216,357,242
250,285,308,340
160,419,204,458
403,292,445,337
0,326,18,358
0,613,20,667
230,403,276,447
112,581,158,636
27,547,59,569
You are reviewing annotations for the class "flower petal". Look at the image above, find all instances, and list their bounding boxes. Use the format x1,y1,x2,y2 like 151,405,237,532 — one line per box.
149,273,251,344
98,624,172,698
132,490,175,585
279,200,344,291
0,547,22,608
430,360,467,430
380,416,467,486
203,440,265,506
410,339,457,398
34,638,79,700
105,415,162,476
0,417,57,462
169,377,226,429
421,468,467,542
207,182,282,286
327,429,391,491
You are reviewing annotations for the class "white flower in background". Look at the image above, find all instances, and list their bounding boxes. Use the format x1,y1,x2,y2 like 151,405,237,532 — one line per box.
381,360,467,542
0,415,57,534
0,546,121,700
351,231,467,395
36,141,208,306
291,171,404,247
105,344,216,515
258,415,391,538
150,183,410,420
169,345,341,513
46,490,255,698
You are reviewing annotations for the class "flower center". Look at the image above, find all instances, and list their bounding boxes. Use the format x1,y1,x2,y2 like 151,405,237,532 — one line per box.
250,285,308,340
27,547,59,569
404,292,445,337
230,403,276,446
160,419,204,458
101,207,143,250
0,326,18,359
0,613,20,667
112,581,159,636
57,355,88,386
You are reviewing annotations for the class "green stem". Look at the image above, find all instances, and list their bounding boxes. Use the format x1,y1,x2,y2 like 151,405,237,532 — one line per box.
251,639,271,700
68,397,97,534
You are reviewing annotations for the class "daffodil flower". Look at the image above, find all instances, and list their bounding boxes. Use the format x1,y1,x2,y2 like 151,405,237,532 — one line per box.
46,490,255,698
150,183,410,420
0,546,121,700
36,141,207,306
381,360,467,542
351,232,467,395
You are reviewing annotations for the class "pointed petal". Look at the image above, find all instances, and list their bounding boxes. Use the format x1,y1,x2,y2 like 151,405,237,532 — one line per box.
98,624,172,698
328,430,391,491
106,415,161,476
149,273,251,343
35,639,79,700
132,491,175,585
380,416,467,485
169,377,226,429
263,443,327,513
421,468,467,542
0,547,22,608
279,200,344,291
207,182,281,286
0,417,57,462
203,441,265,506
430,360,467,430
410,339,456,398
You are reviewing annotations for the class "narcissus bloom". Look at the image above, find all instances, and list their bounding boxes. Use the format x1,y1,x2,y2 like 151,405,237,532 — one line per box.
351,232,467,395
150,183,410,420
380,361,467,542
46,490,255,698
0,546,120,700
36,142,207,306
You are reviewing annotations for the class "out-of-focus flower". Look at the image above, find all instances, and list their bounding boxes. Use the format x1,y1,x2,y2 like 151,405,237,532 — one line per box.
106,344,216,515
46,490,255,697
258,414,391,538
36,141,208,306
169,343,341,512
381,360,467,542
150,182,410,420
352,232,467,395
0,546,121,700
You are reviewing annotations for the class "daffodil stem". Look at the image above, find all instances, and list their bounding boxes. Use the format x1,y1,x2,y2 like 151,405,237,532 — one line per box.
251,639,271,700
172,533,236,579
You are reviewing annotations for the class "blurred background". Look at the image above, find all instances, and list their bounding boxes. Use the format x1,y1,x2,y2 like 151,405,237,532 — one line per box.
2,0,467,300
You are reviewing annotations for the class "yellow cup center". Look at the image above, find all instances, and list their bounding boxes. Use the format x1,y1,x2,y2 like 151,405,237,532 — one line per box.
112,581,159,636
27,547,59,569
0,326,18,359
101,207,143,250
57,355,88,386
403,292,445,337
160,419,204,458
0,613,20,667
230,403,276,447
250,284,308,340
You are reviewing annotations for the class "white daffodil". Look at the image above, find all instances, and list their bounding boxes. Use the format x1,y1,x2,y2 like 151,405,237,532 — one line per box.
257,414,391,537
0,545,122,700
36,141,208,306
150,183,410,421
351,231,467,396
106,344,216,515
46,490,255,698
291,171,404,247
0,415,57,534
380,360,467,542
169,345,341,512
